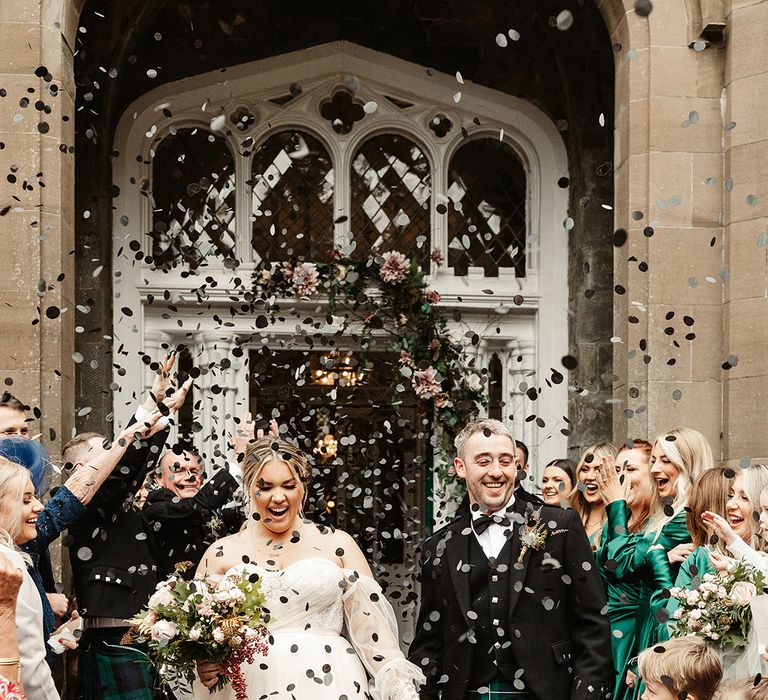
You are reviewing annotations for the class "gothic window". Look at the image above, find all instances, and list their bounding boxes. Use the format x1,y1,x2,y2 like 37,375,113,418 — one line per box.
150,128,236,270
251,130,334,263
447,138,527,277
351,134,431,264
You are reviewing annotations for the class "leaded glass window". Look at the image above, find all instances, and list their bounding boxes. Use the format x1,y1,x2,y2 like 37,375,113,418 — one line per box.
150,128,236,270
447,139,527,277
351,134,431,263
251,131,334,263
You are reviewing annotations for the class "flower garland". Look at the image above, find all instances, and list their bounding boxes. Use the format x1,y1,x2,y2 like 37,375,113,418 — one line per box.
252,248,487,483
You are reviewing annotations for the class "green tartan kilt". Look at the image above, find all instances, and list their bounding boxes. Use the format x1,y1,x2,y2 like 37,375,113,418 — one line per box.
77,637,155,700
465,678,533,699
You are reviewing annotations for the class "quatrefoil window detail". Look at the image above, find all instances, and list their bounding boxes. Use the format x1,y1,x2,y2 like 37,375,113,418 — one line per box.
319,89,366,134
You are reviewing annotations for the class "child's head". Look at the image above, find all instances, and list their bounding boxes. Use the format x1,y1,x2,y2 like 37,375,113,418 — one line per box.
638,638,723,700
715,676,768,700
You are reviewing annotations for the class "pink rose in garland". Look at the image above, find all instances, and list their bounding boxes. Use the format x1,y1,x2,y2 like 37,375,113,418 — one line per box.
379,250,409,283
424,289,441,305
412,366,442,399
291,262,320,297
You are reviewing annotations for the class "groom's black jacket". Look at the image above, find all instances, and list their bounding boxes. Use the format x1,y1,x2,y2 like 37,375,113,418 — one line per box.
409,489,612,700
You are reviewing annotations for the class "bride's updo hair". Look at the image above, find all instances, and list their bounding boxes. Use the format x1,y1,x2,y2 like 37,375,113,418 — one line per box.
242,436,312,513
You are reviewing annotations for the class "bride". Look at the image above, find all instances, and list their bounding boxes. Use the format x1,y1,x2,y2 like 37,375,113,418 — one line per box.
195,436,424,699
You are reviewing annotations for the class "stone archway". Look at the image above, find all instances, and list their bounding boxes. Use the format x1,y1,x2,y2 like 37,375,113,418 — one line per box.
70,0,617,463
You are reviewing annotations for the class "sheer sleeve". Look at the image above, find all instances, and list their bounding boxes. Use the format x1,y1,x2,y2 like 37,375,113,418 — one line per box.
727,537,768,575
341,569,424,700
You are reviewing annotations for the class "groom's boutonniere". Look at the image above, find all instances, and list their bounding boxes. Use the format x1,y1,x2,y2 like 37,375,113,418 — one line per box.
517,506,566,563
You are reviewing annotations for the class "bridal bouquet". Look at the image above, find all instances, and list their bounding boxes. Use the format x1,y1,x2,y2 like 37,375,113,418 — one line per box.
123,563,270,700
668,561,766,650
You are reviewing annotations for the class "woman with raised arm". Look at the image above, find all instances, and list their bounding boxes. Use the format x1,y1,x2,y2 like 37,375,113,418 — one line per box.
569,441,617,551
596,427,711,699
595,439,654,700
195,436,423,700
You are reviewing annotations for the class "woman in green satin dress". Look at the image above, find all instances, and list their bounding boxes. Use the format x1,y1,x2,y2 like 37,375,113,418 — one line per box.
569,441,618,552
595,439,653,700
597,427,713,700
663,466,735,637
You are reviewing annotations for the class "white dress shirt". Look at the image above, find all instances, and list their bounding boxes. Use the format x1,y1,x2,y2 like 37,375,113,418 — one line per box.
470,494,515,559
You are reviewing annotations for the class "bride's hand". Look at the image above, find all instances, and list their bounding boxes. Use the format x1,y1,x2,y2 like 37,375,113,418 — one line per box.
197,660,223,688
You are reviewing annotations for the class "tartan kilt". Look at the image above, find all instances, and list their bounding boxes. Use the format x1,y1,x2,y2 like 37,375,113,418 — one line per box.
77,632,155,700
465,678,532,699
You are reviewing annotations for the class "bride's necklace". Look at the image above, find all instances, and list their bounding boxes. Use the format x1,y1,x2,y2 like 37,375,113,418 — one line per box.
248,520,303,561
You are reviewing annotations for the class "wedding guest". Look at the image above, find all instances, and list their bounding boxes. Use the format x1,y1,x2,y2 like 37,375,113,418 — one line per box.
142,448,240,579
409,418,612,699
569,441,617,550
143,414,276,578
65,356,189,700
0,456,59,700
663,467,742,638
703,465,768,576
540,458,575,506
0,550,24,700
715,676,768,700
0,396,29,439
0,412,165,652
599,427,711,698
514,439,536,493
595,439,654,700
636,636,721,700
0,438,69,647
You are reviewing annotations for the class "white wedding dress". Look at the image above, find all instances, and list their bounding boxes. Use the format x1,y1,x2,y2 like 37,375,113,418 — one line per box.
193,557,423,700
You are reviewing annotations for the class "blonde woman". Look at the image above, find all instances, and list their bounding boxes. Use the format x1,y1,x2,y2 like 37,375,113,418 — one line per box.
568,441,617,550
703,463,768,572
598,427,711,699
195,436,423,700
0,456,58,700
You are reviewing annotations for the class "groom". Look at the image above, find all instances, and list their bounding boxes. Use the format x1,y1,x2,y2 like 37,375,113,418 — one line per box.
409,419,612,699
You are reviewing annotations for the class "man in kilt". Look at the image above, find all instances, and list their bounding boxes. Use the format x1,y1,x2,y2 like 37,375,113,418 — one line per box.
409,419,613,700
66,357,190,700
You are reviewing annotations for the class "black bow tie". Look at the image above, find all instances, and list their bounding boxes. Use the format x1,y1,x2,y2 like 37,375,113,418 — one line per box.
473,512,512,535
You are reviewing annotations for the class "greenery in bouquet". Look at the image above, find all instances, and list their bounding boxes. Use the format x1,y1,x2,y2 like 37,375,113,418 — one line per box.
252,248,487,485
668,561,766,650
123,562,270,700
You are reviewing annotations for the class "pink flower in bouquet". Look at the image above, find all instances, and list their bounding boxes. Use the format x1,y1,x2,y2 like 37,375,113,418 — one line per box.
398,350,415,368
731,581,757,607
430,248,445,266
379,250,409,283
281,261,294,281
425,289,441,305
412,367,442,399
291,262,320,297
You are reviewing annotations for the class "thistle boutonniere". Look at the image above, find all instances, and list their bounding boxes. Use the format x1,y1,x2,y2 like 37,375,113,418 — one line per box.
517,506,567,563
207,514,224,536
